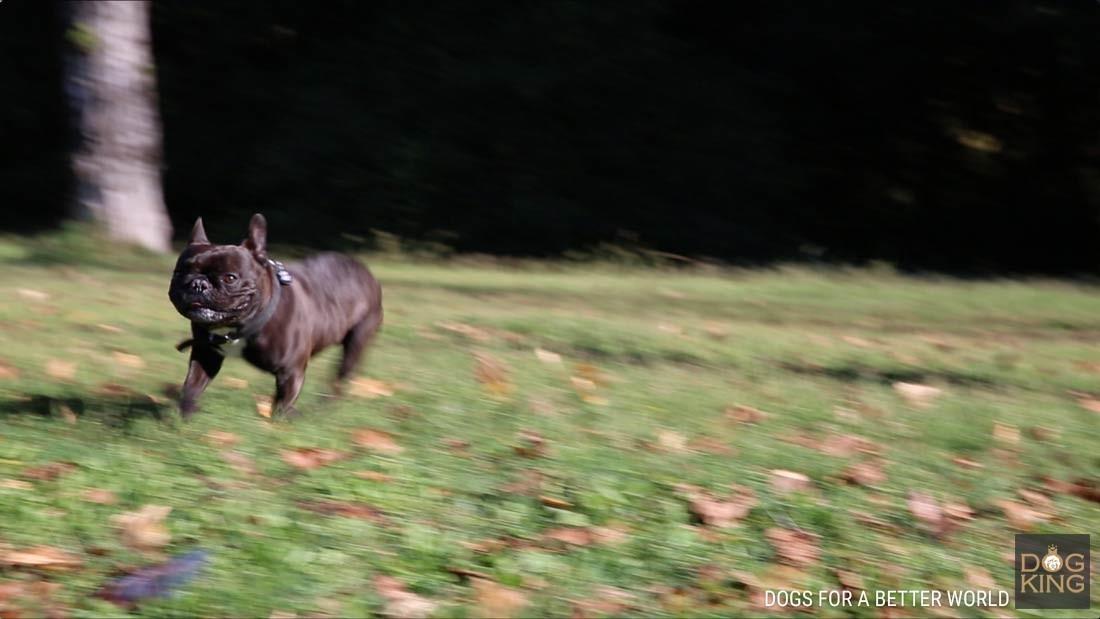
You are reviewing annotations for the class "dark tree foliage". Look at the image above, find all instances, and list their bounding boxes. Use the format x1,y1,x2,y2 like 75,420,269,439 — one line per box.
3,0,1099,273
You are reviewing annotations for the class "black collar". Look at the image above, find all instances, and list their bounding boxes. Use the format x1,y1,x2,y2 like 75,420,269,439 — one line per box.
176,259,292,353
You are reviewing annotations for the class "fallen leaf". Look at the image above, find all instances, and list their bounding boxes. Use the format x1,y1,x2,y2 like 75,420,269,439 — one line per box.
963,566,996,590
656,323,683,335
842,335,874,348
205,430,240,449
818,433,879,458
534,348,561,364
281,448,352,470
17,288,49,302
994,499,1049,531
352,429,404,455
538,495,573,510
0,361,20,380
96,323,123,333
992,422,1020,445
907,491,943,529
952,455,984,469
703,322,729,340
472,578,528,618
255,394,273,419
45,359,76,381
571,585,636,617
112,505,172,554
349,378,395,399
1016,489,1053,511
0,479,33,490
223,377,248,390
892,382,943,408
657,430,688,453
112,352,146,369
0,546,81,572
221,451,258,475
770,469,813,494
82,488,118,505
437,321,491,342
21,461,77,482
513,430,550,458
298,500,385,521
1026,426,1058,442
765,527,820,568
942,500,974,522
725,404,767,424
841,461,887,486
474,353,510,395
374,575,438,618
687,437,736,455
354,471,393,483
1076,398,1100,414
678,484,757,528
544,527,592,546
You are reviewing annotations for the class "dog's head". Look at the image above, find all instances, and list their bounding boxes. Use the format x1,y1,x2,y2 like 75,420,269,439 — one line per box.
168,214,274,327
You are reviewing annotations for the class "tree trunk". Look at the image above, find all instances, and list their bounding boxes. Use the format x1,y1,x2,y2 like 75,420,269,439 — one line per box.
64,0,172,252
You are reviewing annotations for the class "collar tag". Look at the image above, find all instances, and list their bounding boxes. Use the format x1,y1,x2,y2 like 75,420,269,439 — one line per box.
268,259,293,285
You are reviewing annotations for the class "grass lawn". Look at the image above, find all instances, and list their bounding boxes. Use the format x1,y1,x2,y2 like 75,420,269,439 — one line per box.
0,236,1098,616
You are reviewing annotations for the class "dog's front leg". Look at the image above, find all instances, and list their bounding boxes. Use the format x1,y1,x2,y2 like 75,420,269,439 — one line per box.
273,364,307,418
181,346,223,418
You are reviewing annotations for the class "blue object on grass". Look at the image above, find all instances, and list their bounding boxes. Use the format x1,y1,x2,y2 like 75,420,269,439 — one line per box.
96,549,209,606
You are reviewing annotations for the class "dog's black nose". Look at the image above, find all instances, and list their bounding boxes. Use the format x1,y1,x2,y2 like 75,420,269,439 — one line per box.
188,277,211,293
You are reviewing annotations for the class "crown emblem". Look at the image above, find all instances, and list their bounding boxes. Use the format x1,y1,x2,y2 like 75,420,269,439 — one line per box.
1042,545,1063,572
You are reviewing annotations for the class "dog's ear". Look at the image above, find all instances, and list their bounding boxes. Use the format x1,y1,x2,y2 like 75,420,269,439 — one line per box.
243,213,267,260
188,217,210,245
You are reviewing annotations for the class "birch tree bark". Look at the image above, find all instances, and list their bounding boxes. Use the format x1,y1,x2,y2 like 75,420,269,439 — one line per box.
64,0,172,252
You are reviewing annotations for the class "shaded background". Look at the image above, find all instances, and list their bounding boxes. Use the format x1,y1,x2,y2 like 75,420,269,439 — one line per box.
3,0,1100,272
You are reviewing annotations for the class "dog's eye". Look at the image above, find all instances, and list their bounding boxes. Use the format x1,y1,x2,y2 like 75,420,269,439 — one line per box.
221,273,238,284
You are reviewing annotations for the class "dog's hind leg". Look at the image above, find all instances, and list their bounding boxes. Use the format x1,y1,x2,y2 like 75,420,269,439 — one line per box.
335,311,383,388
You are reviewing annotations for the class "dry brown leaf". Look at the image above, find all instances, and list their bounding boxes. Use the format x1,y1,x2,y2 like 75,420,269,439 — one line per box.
963,566,996,590
0,546,81,572
349,377,395,399
1076,398,1100,414
952,455,984,469
1016,489,1053,511
437,321,491,342
765,527,821,568
1026,426,1058,442
770,469,813,494
21,461,77,482
725,404,766,424
223,377,249,389
657,430,688,453
678,484,757,528
298,500,385,521
0,479,33,490
994,499,1048,531
472,578,529,618
281,448,352,470
81,488,118,505
255,394,273,418
892,382,943,408
572,585,636,617
534,348,562,364
818,433,879,458
352,429,404,455
205,430,240,449
544,527,593,546
17,288,49,302
221,451,258,475
374,575,438,618
513,430,550,458
841,461,887,487
474,353,510,395
907,491,943,529
842,335,874,348
992,422,1020,445
538,495,573,510
112,352,145,369
112,504,172,553
942,500,974,522
0,361,20,380
354,471,393,483
45,359,76,381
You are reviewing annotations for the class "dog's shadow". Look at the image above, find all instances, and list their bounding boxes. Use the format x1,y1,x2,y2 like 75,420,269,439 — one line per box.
0,389,169,429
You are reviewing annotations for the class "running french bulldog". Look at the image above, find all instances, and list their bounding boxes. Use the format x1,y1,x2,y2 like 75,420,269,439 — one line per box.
168,214,382,418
